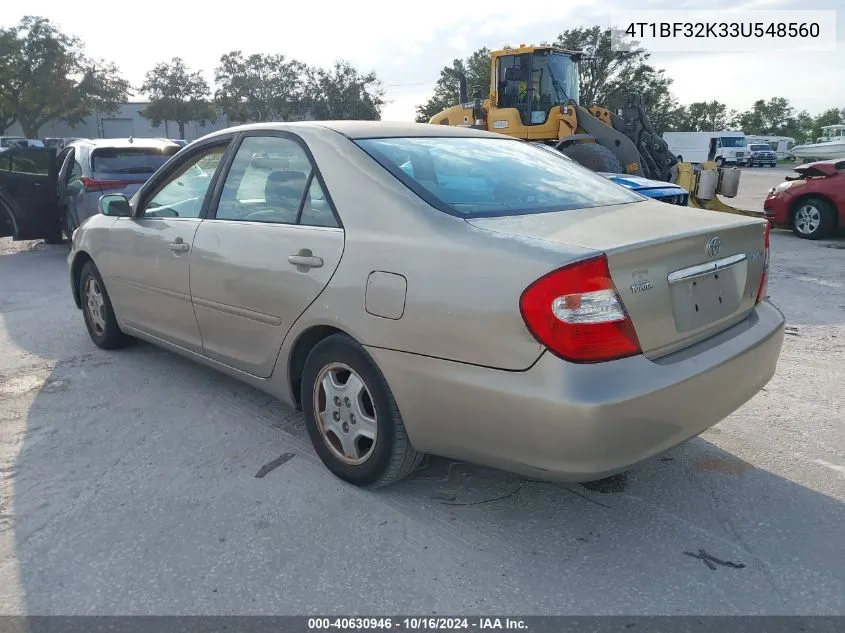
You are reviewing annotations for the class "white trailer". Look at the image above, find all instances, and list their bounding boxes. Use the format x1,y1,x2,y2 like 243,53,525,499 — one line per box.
662,131,748,167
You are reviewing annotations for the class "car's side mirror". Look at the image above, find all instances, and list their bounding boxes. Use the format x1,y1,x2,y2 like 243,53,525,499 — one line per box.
99,194,131,217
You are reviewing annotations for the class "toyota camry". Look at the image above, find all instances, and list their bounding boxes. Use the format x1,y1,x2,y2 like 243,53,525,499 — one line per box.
63,121,785,488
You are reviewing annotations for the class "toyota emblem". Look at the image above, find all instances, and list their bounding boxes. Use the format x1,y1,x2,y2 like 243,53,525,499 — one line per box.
706,237,721,257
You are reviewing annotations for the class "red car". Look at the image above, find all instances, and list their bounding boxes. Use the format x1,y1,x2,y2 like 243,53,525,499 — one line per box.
764,159,845,239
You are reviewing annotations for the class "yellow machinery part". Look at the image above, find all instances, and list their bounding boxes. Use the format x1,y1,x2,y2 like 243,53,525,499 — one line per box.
673,162,761,218
587,106,613,127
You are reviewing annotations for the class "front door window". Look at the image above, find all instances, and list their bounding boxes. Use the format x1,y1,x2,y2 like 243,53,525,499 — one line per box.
142,145,227,218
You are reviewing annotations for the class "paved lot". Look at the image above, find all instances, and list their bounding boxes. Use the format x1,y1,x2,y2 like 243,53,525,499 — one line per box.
0,167,843,615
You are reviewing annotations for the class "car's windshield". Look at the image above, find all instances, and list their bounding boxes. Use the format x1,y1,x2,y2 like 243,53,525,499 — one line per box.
750,144,771,151
720,136,747,148
91,147,179,173
355,137,644,218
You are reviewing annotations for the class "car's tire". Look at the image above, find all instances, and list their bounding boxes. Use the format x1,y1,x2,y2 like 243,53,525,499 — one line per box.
79,261,133,349
770,163,777,168
301,333,423,488
715,157,724,168
792,197,835,240
559,142,624,173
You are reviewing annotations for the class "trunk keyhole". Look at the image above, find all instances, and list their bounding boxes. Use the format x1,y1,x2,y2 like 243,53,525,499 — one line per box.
695,304,699,312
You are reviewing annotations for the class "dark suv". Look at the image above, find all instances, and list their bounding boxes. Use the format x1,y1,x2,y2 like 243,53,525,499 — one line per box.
748,143,778,168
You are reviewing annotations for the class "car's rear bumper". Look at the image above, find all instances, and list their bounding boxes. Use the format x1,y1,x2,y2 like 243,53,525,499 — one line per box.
367,301,785,482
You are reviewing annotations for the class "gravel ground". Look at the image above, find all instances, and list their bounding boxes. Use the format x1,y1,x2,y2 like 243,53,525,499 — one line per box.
0,166,843,615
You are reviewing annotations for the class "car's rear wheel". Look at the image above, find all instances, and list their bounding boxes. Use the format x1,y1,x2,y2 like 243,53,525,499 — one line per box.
301,334,422,488
79,261,133,349
792,197,835,240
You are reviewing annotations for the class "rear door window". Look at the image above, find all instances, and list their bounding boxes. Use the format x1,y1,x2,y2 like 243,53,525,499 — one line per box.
214,135,339,228
91,147,179,174
0,148,51,176
356,136,643,217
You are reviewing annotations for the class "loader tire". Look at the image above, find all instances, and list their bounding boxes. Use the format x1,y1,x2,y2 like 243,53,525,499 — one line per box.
559,143,625,174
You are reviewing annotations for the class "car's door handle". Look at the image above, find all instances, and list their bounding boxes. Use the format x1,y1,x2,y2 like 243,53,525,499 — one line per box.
288,249,323,269
169,238,190,253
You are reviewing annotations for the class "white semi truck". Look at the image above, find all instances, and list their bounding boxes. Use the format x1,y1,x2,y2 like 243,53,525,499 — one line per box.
662,131,748,167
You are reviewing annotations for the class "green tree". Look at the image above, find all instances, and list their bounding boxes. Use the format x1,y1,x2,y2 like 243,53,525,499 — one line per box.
783,109,814,143
0,30,20,132
553,27,672,114
733,97,796,136
809,107,844,142
303,61,384,120
0,16,128,138
674,101,730,132
139,57,216,139
415,47,492,123
214,51,306,123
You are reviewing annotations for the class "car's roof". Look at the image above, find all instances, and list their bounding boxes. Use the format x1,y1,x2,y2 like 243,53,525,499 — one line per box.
74,137,180,150
202,120,510,141
314,121,507,140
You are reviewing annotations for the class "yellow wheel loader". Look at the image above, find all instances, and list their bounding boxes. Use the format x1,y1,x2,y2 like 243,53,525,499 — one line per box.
429,44,756,217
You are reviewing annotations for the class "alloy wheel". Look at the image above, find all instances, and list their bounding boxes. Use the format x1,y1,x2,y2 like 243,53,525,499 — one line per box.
313,363,378,465
794,204,821,235
85,277,107,335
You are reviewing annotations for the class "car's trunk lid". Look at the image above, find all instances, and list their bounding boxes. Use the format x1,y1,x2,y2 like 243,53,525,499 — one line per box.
467,200,769,359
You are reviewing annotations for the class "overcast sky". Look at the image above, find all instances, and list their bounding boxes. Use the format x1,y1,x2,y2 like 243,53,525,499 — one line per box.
5,0,842,122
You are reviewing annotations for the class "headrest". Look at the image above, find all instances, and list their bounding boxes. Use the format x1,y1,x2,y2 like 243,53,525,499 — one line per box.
265,170,308,206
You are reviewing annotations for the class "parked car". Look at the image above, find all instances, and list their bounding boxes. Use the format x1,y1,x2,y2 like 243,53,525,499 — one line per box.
0,137,43,152
0,136,30,152
764,159,845,239
748,143,778,168
56,122,785,488
0,138,181,242
600,173,689,205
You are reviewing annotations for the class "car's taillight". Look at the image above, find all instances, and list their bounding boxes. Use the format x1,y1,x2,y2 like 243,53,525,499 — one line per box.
80,177,144,192
519,255,642,363
755,223,771,304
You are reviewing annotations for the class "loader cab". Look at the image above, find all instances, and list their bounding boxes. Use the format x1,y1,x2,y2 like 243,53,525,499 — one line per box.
493,47,581,127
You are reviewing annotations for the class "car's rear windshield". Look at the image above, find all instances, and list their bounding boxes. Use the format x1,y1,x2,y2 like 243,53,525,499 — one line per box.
354,137,644,217
91,147,179,173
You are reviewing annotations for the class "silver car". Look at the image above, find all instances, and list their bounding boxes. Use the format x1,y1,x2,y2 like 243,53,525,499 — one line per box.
64,121,785,488
56,137,181,235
